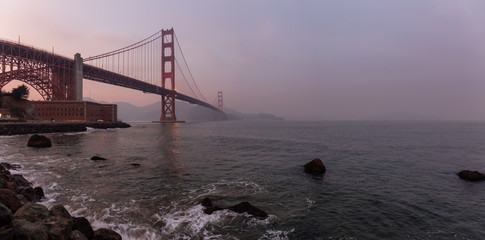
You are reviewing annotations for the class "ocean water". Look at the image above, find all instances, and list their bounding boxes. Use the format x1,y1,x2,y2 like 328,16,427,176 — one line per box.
1,121,485,239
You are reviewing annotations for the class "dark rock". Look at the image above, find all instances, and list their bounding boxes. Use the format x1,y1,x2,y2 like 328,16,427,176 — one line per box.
0,164,4,171
0,189,22,212
201,198,267,218
19,187,36,202
200,198,222,215
0,225,14,240
93,228,122,240
0,171,8,189
70,230,88,240
0,203,12,227
50,205,72,219
8,174,31,188
228,202,268,219
91,156,107,161
12,218,49,240
304,158,326,175
0,163,21,170
27,134,52,148
73,217,94,240
458,170,485,181
14,202,50,222
130,163,140,167
46,215,73,240
33,187,45,201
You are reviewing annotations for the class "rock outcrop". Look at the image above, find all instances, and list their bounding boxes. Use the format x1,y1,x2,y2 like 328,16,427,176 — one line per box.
304,158,326,175
91,156,107,161
201,198,268,219
0,162,123,240
458,170,485,181
27,134,52,148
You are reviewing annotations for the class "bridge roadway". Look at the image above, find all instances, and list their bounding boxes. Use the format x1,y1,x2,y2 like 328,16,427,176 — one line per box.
0,39,222,112
83,64,221,112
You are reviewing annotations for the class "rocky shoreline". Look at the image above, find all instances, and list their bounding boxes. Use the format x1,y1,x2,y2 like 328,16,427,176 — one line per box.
0,122,130,136
0,162,122,240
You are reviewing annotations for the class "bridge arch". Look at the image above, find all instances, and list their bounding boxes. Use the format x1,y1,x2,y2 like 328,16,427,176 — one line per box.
0,78,52,100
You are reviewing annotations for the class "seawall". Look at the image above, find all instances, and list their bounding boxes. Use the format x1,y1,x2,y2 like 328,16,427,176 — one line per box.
0,122,131,136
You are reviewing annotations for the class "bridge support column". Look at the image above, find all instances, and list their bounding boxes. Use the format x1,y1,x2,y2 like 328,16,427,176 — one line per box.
73,53,83,101
160,28,176,122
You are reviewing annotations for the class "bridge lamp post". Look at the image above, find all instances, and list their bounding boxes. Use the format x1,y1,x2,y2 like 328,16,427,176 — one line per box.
17,35,20,44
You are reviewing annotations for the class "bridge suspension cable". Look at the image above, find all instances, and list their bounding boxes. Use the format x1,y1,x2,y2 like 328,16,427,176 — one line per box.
82,29,212,105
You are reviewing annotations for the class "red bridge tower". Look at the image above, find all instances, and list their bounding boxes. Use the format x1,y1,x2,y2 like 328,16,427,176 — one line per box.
160,28,176,122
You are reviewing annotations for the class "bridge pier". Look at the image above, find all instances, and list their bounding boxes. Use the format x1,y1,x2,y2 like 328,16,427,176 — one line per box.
73,53,83,101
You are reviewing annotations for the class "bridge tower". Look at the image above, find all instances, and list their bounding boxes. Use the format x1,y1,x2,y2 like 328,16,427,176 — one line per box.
218,90,223,110
160,28,176,122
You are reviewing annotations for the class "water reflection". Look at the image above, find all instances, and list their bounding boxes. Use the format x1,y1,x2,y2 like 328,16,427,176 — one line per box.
158,123,186,178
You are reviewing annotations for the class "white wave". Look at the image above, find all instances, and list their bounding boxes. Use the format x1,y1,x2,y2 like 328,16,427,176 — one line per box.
258,228,294,240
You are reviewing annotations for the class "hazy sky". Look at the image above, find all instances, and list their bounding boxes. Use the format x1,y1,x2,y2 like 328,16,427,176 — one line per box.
1,0,485,121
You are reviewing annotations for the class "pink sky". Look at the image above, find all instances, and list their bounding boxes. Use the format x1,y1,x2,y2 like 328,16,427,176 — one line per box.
2,1,485,120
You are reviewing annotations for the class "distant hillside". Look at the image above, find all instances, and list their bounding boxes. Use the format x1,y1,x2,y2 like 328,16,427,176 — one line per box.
224,108,284,120
83,98,284,121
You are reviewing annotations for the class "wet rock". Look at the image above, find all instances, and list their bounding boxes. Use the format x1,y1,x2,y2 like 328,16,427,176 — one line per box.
70,230,88,240
50,205,72,219
27,134,52,148
304,158,326,175
12,218,49,240
14,202,50,222
33,187,45,201
0,171,8,189
228,202,268,219
0,163,21,170
8,174,31,188
0,189,22,213
93,228,122,240
0,203,12,227
73,217,94,240
201,198,222,215
0,225,14,240
458,170,485,182
19,187,37,202
91,156,107,161
47,215,73,240
201,198,267,219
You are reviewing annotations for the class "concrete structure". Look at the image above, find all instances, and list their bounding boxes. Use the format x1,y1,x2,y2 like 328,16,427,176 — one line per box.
73,53,83,101
33,101,117,122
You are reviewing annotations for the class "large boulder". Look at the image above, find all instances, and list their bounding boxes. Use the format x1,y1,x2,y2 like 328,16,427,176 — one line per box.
0,225,14,240
93,228,122,240
0,189,22,213
458,170,485,181
12,218,49,240
73,217,94,240
13,202,50,222
304,158,326,174
228,202,268,218
70,230,88,240
50,205,72,219
46,215,73,240
0,203,12,227
27,134,52,148
201,198,268,219
91,156,107,161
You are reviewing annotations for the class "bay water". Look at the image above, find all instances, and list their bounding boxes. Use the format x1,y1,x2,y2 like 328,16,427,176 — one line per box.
1,121,485,239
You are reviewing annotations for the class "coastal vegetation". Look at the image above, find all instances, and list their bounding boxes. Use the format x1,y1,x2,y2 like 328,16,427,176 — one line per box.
0,84,34,120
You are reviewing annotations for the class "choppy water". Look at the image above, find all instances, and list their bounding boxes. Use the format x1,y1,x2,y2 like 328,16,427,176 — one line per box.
1,121,485,239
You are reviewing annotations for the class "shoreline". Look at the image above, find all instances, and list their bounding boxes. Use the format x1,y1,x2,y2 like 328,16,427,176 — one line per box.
0,122,131,136
0,162,122,239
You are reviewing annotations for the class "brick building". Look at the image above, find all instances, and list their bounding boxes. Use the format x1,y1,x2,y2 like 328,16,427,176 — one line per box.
33,101,117,122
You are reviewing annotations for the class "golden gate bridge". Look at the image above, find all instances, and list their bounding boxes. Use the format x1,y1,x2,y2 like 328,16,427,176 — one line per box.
0,28,224,122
